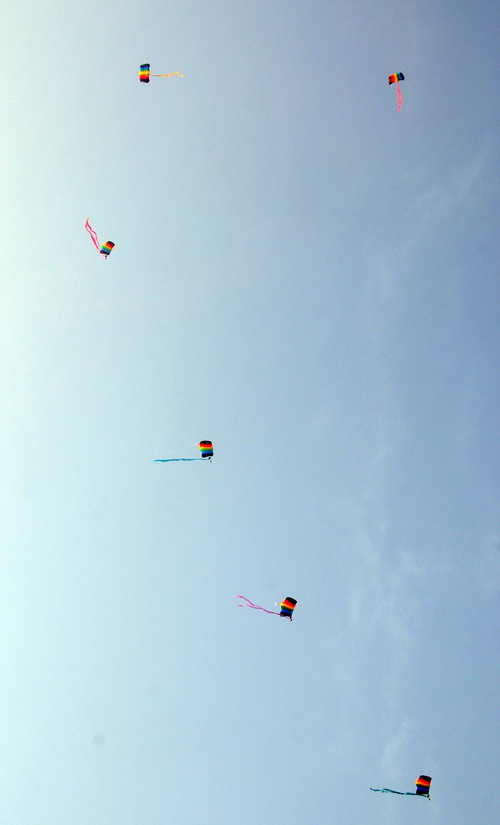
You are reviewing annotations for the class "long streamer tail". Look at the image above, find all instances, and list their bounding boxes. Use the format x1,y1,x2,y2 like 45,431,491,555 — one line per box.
237,595,282,616
150,72,184,78
396,82,403,112
370,788,406,795
85,218,100,251
370,788,417,795
154,458,205,462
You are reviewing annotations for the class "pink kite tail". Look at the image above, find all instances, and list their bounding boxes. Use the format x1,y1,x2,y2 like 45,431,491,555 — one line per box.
85,218,100,250
396,82,403,112
237,595,281,616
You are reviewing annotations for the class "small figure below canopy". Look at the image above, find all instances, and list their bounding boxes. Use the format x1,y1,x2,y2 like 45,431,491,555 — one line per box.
238,595,297,622
388,72,405,111
139,63,184,83
370,775,432,800
155,440,213,463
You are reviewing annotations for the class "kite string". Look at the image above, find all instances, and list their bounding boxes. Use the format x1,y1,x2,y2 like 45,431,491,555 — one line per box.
237,595,282,616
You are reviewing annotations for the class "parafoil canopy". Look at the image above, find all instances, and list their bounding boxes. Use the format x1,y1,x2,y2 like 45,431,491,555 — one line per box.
100,241,115,257
415,776,432,796
280,597,297,618
199,440,213,458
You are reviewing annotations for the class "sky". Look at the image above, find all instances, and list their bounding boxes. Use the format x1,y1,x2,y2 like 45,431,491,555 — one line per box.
1,1,499,823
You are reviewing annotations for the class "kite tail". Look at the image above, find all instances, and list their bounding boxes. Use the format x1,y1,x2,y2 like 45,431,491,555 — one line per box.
237,595,282,616
370,788,407,795
396,82,403,111
151,72,184,78
85,219,100,251
154,458,204,462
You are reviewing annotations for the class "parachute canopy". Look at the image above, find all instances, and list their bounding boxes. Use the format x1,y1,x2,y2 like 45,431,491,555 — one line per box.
280,597,297,618
415,776,432,796
199,440,213,458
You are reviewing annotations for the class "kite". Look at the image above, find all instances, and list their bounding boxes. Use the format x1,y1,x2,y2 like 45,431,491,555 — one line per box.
154,440,213,462
388,72,405,111
198,440,214,458
100,241,115,258
237,595,297,621
370,775,432,799
139,64,184,83
85,219,115,259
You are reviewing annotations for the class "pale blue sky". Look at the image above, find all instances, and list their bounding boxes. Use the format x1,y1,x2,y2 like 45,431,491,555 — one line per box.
1,1,499,823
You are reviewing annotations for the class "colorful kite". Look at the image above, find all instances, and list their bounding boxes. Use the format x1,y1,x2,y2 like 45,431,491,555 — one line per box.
198,440,214,458
388,72,405,111
100,241,115,258
139,64,184,83
370,775,432,799
154,440,213,462
237,595,297,621
85,219,115,259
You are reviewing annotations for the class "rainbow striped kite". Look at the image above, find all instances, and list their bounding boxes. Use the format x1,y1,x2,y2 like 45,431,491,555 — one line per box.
238,595,297,621
279,597,297,618
155,440,213,463
100,241,115,258
415,776,432,796
85,219,115,259
370,775,432,799
199,440,214,458
139,63,184,83
388,72,405,111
